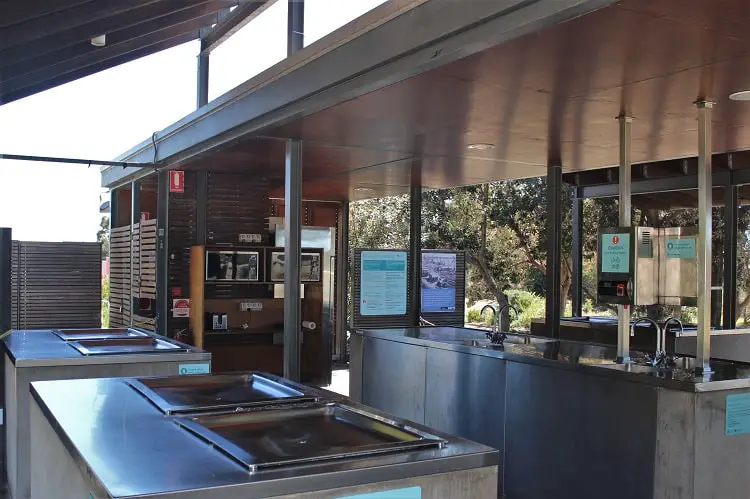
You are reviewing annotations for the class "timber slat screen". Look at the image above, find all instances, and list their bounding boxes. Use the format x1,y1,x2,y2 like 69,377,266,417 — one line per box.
110,226,131,327
10,241,101,329
110,220,158,329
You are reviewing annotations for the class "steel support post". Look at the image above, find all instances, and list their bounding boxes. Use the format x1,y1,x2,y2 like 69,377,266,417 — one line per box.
197,53,209,108
335,201,349,361
546,165,562,338
131,181,141,324
0,228,11,333
410,186,423,326
196,171,208,245
571,188,584,318
287,0,304,56
697,101,714,373
617,115,633,363
284,139,303,381
156,170,169,336
723,183,738,329
110,188,119,229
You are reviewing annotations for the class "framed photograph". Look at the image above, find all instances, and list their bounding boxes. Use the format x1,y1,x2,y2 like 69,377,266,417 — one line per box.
270,251,285,282
234,251,260,281
206,250,234,281
301,252,322,283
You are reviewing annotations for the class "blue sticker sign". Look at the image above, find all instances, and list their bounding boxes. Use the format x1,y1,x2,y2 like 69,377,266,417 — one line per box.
337,487,421,499
601,233,630,273
666,238,696,259
726,393,750,436
178,363,211,375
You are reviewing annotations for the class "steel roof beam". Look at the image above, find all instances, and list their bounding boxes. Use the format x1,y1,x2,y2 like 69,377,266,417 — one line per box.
0,0,237,69
0,33,196,105
0,0,93,29
0,0,166,51
200,0,276,54
2,11,222,80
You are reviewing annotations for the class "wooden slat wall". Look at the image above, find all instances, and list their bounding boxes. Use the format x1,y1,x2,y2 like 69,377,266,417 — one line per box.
139,219,157,299
207,173,270,244
110,226,132,328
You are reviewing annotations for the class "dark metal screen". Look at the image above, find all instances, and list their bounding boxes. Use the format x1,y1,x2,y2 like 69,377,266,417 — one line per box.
351,248,466,329
11,241,101,329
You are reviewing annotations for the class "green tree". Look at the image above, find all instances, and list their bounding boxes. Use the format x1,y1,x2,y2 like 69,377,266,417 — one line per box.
97,216,110,260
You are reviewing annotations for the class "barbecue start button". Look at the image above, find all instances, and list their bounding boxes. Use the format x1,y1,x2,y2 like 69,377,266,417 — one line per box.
616,283,626,297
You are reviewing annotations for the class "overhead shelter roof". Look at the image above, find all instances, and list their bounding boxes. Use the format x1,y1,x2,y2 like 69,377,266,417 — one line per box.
103,0,750,202
0,0,245,105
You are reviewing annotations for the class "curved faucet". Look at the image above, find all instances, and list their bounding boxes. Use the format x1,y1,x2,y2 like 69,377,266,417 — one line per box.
498,304,520,331
631,317,664,366
663,317,683,338
480,304,505,344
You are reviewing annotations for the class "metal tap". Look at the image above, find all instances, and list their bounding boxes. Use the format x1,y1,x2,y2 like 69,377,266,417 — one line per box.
498,303,524,342
480,304,505,344
663,317,683,337
631,317,664,366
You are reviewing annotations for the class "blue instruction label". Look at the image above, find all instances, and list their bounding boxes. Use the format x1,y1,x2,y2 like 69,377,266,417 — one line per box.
666,238,696,259
178,363,210,375
726,393,750,436
337,487,421,499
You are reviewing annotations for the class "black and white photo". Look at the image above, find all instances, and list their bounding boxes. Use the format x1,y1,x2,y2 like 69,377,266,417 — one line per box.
301,252,321,282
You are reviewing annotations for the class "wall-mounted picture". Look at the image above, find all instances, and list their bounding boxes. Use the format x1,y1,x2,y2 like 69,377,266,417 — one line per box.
206,250,234,281
270,251,285,282
301,252,322,282
234,251,259,281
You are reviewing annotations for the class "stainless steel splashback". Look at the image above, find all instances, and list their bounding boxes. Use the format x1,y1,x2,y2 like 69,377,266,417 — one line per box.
657,226,698,306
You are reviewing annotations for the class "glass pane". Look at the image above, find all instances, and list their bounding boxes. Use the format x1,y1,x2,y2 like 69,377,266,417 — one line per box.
208,0,288,101
303,0,389,47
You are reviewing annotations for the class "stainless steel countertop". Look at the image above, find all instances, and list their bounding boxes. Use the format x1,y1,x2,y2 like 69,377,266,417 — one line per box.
3,329,210,367
30,375,497,499
356,327,750,392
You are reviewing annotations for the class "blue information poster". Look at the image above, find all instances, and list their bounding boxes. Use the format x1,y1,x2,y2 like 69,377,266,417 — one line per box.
360,251,407,316
601,233,630,273
421,252,457,313
726,393,750,436
337,487,421,499
666,238,696,259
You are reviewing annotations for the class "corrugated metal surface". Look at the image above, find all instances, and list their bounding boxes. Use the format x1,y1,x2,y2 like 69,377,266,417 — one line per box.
11,241,101,329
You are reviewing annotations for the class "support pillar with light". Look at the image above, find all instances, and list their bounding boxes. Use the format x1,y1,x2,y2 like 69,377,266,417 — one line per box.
696,100,714,374
283,140,303,382
616,115,633,364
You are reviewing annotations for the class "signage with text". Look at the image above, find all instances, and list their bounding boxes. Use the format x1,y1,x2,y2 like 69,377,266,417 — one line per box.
169,170,185,193
360,251,407,316
601,233,630,273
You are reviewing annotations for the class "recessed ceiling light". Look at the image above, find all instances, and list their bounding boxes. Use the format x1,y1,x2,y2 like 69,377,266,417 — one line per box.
91,35,106,47
729,90,750,101
466,143,495,150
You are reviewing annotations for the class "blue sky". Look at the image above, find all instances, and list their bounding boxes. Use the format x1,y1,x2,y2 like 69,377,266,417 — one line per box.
0,0,385,242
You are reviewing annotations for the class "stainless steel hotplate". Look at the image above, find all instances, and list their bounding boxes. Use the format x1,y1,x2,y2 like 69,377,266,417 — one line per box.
176,402,445,472
67,337,187,356
53,327,150,341
127,373,317,414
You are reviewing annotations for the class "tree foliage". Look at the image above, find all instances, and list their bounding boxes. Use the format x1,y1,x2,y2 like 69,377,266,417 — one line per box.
97,216,110,260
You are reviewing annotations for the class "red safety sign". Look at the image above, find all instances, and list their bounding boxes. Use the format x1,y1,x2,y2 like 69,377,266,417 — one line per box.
169,170,185,193
173,298,190,318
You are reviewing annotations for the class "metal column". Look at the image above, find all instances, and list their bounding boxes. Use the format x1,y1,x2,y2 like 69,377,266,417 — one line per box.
723,182,738,329
335,201,349,362
131,181,141,323
156,170,170,336
196,171,208,245
287,0,304,55
617,115,633,363
545,165,562,338
110,188,119,229
697,101,714,373
0,228,11,333
571,188,584,318
410,186,422,326
283,139,303,381
197,53,209,108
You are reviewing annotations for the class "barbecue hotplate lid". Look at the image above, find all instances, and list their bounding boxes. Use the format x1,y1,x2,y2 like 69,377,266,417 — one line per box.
53,328,149,341
128,373,316,414
175,403,445,472
68,337,187,356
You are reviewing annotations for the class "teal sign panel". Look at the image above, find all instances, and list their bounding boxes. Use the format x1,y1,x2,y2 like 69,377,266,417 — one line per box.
337,487,421,499
601,233,630,273
360,251,408,316
726,393,750,436
178,363,211,375
666,238,696,259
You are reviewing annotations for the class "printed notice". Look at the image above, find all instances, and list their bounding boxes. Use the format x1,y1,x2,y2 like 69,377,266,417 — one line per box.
421,252,457,313
601,233,630,273
179,363,211,375
666,238,696,259
337,487,421,499
360,251,407,316
726,393,750,436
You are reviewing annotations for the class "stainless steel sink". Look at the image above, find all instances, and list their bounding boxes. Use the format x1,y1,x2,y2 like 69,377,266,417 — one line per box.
592,363,659,374
68,337,188,356
53,327,149,341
